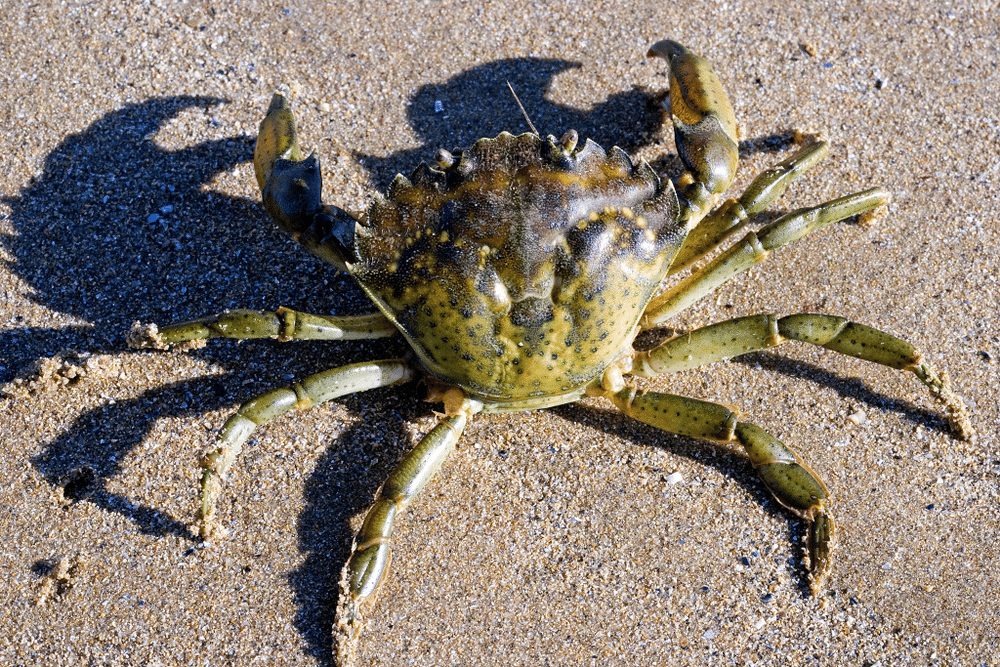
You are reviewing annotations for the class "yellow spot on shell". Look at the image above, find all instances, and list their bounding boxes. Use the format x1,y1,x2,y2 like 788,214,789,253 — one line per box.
388,262,398,273
621,207,635,219
636,216,648,229
576,220,588,230
438,231,450,243
588,211,600,222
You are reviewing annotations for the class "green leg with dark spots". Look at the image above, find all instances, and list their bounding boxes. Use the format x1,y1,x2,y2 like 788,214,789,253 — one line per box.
127,308,397,349
632,313,973,439
336,410,471,666
668,141,831,275
642,188,890,328
198,359,415,540
608,386,834,593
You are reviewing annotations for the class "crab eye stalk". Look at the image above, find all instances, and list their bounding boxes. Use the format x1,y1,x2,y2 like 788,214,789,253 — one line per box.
435,148,455,169
559,129,579,153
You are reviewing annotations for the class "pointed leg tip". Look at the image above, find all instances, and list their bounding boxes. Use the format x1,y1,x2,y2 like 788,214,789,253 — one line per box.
126,321,165,350
790,138,831,164
806,557,832,597
805,510,835,596
198,518,227,542
914,366,976,441
949,408,976,442
335,571,363,667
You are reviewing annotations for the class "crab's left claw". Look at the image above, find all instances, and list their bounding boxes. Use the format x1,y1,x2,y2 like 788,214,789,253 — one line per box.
254,93,322,233
254,92,357,269
649,40,740,216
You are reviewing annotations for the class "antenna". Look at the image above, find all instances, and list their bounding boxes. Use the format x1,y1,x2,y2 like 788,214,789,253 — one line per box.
506,81,540,136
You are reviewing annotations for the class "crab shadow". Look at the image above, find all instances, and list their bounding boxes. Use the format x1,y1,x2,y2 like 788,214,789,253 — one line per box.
3,59,938,666
1,93,396,664
550,344,952,599
549,402,811,595
733,351,952,435
357,57,801,190
5,94,370,534
356,57,661,190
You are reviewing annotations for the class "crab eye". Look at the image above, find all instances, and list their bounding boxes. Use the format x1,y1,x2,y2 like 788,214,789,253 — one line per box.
559,129,579,153
435,149,455,169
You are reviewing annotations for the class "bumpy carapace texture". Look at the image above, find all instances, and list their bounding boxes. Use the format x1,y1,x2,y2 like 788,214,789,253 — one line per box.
354,132,681,401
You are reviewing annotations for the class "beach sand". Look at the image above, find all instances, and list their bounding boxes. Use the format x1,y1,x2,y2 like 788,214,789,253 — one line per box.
1,2,997,665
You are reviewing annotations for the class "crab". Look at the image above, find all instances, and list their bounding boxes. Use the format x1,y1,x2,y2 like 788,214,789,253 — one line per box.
129,40,972,663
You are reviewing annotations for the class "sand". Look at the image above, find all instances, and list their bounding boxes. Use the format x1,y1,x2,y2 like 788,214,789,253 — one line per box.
1,1,997,665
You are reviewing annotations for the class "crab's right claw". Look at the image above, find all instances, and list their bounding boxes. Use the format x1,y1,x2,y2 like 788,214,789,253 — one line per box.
254,92,322,235
649,40,739,207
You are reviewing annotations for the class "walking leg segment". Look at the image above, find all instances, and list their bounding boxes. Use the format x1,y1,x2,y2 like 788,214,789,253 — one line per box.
667,141,830,274
198,359,415,540
608,387,834,593
336,410,472,665
632,313,973,439
128,308,396,349
642,188,890,328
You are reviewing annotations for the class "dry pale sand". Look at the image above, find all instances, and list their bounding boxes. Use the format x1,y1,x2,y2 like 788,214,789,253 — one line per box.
1,1,997,666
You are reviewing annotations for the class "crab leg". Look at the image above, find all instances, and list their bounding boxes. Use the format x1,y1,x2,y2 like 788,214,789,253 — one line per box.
641,188,889,328
667,141,830,275
632,313,973,439
198,359,415,540
607,386,834,594
336,406,474,666
127,308,396,349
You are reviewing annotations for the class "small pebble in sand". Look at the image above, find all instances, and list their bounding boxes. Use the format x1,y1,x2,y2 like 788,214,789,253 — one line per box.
664,471,684,485
848,410,868,425
792,128,825,145
858,198,891,226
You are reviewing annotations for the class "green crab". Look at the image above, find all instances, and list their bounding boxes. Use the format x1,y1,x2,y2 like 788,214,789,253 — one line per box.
130,40,972,663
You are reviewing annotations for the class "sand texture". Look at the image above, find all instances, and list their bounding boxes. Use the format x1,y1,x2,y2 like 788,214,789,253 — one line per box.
1,1,997,665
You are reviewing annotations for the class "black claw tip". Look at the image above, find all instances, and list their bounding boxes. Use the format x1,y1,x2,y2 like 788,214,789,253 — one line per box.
647,39,688,61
